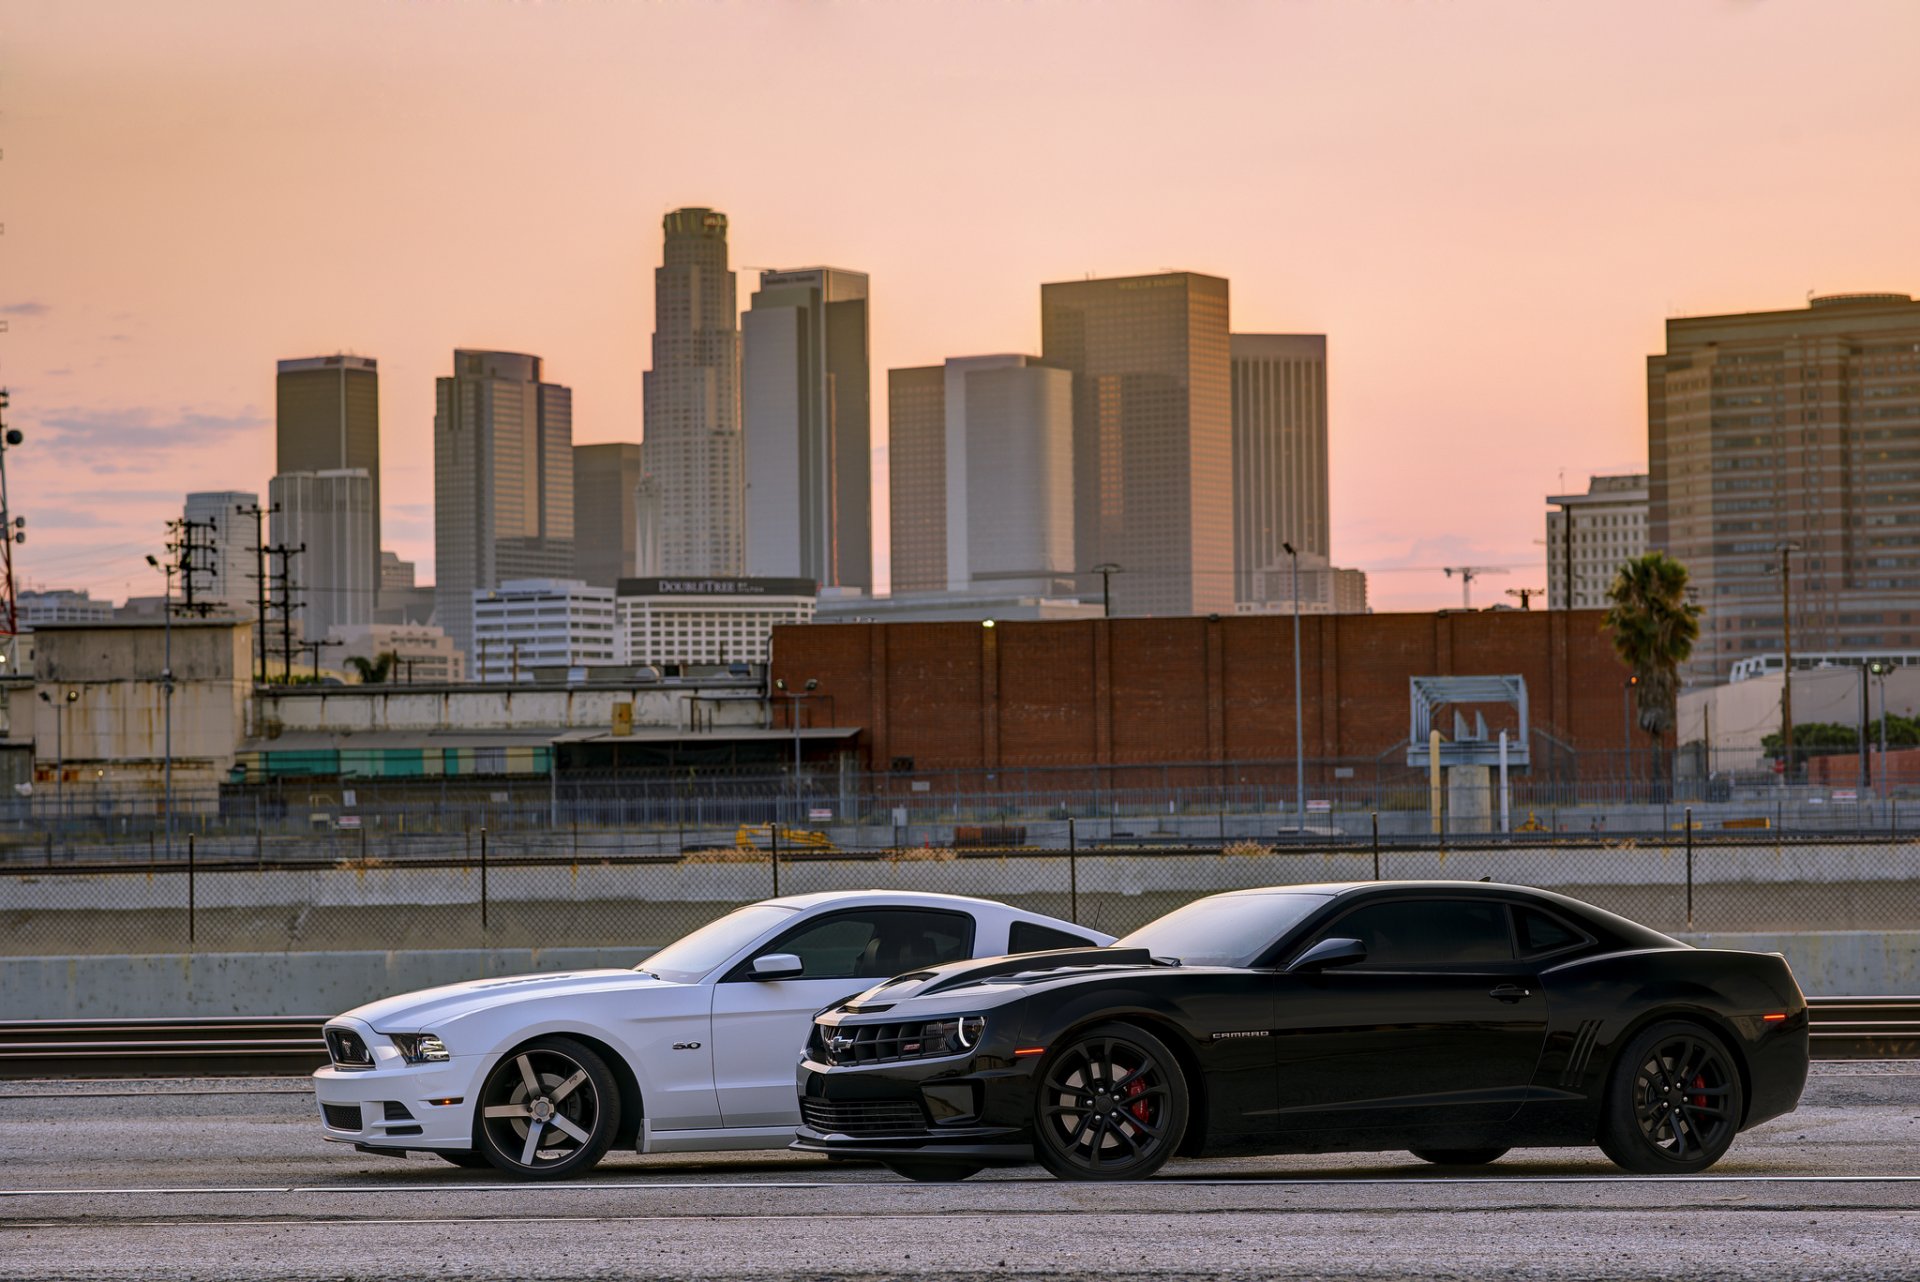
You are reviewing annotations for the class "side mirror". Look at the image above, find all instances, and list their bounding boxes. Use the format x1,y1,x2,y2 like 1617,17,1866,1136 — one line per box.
1287,937,1367,974
749,953,804,980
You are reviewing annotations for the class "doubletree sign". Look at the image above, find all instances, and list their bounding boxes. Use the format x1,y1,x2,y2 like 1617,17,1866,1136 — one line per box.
617,577,817,598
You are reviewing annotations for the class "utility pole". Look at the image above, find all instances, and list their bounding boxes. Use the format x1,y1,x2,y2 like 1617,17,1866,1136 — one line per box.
1505,587,1546,611
1090,563,1122,619
144,554,176,862
266,542,306,683
298,637,344,682
0,389,26,667
170,515,220,616
1283,543,1306,827
1776,542,1801,783
236,500,277,682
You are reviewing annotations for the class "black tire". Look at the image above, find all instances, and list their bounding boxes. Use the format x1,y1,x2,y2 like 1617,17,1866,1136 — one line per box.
883,1160,985,1182
436,1149,492,1169
1409,1147,1509,1166
1597,1020,1744,1175
1032,1021,1188,1182
473,1035,622,1180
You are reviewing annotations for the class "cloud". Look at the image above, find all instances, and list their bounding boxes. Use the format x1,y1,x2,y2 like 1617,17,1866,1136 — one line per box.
33,404,267,461
0,302,49,317
21,508,118,531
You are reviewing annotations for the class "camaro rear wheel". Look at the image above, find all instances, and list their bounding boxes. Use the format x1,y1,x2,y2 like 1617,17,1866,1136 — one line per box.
474,1036,621,1180
883,1160,984,1182
1597,1020,1744,1175
1409,1147,1509,1166
1033,1022,1188,1181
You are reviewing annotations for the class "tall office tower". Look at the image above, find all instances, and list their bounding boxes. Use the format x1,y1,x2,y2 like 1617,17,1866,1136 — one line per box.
642,208,743,576
380,551,415,595
276,356,381,592
742,267,872,589
1649,292,1920,683
269,469,376,643
1547,474,1648,609
886,356,1075,597
1231,335,1329,607
181,491,260,613
1040,272,1233,616
433,349,575,660
572,442,646,589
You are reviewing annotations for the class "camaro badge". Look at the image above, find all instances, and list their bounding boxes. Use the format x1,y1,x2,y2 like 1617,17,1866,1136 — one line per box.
1211,1030,1271,1041
827,1031,854,1055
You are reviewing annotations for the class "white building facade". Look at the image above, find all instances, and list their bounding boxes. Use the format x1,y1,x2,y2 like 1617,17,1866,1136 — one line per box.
270,468,377,644
1547,473,1649,609
327,622,466,685
470,579,617,682
616,577,815,668
182,490,260,614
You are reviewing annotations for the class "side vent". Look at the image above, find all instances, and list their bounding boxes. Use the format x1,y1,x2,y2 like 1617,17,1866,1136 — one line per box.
1560,1019,1602,1087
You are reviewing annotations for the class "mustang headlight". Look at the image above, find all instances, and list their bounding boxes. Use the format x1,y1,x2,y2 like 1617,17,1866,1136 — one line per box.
388,1033,451,1064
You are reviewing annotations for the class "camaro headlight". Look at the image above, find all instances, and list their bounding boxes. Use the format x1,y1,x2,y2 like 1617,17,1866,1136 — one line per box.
388,1033,451,1064
920,1016,987,1056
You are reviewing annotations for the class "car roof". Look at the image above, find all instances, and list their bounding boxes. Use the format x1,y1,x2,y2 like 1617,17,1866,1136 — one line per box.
1218,880,1563,898
762,889,1062,916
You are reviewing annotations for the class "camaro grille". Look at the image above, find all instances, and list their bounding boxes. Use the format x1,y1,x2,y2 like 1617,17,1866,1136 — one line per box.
325,1027,374,1070
321,1103,362,1131
800,1099,929,1136
812,1020,961,1067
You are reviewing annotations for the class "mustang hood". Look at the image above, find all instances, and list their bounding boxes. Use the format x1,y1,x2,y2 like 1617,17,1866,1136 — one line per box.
340,968,667,1032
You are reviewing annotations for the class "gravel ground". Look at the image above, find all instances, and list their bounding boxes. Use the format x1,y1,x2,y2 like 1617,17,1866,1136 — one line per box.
2,1064,1917,1280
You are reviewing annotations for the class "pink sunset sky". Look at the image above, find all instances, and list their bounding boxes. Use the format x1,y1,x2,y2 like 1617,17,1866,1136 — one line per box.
3,0,1916,612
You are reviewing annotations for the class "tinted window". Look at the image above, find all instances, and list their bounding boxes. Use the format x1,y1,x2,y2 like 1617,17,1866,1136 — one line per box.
1321,899,1512,967
1119,892,1333,967
740,909,974,981
1009,921,1099,953
1515,906,1586,957
640,904,798,983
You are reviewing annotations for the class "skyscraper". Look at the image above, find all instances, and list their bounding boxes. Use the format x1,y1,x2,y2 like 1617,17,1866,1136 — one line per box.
886,356,1074,598
742,266,872,589
1648,292,1920,682
1231,334,1329,606
181,490,260,614
572,442,646,589
433,349,574,660
1040,271,1233,616
269,469,376,644
643,208,742,576
276,355,381,592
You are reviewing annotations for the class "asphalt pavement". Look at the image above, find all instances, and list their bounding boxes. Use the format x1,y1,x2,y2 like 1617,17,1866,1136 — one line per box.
2,1063,1917,1280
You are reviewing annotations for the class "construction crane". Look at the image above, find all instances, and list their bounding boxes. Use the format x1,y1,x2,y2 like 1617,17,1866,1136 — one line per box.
1443,565,1509,609
1505,587,1548,611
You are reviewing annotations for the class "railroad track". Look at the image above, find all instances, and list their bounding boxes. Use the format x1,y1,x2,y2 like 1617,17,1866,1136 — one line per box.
1,998,1915,1080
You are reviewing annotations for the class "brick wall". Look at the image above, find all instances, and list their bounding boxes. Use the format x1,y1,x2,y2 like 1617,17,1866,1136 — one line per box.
772,610,1648,781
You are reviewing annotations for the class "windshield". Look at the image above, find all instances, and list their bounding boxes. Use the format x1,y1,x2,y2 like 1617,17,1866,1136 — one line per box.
638,904,798,983
1118,892,1332,968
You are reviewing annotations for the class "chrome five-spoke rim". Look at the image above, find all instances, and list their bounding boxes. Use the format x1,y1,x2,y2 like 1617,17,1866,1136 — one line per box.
1631,1034,1734,1160
1041,1037,1170,1171
481,1049,599,1167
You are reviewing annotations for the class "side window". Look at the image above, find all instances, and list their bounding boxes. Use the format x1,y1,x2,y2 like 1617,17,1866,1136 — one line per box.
1514,905,1588,958
1009,921,1100,954
1323,899,1513,968
736,909,974,981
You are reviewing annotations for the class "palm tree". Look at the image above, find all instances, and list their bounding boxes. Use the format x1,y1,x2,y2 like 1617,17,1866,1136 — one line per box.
345,651,400,685
1603,552,1702,788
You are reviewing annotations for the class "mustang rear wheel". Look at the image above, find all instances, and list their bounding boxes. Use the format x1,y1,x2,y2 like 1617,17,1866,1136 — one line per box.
1597,1020,1743,1175
474,1036,621,1180
1409,1147,1509,1166
1032,1022,1188,1181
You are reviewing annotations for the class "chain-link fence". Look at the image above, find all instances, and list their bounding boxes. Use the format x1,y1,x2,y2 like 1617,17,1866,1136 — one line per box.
7,821,1919,957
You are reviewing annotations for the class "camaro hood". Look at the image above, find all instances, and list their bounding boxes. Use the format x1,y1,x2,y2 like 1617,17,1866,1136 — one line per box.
842,947,1173,1012
339,968,673,1033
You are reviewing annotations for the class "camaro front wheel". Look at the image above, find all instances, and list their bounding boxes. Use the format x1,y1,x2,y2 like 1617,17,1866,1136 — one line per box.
474,1036,621,1180
1597,1020,1744,1175
1032,1022,1188,1181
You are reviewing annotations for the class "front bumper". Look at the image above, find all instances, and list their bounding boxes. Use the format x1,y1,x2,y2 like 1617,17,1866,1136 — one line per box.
312,1022,481,1151
791,1048,1036,1166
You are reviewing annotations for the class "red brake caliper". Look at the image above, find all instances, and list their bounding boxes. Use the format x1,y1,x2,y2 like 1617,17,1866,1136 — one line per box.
1126,1076,1151,1123
1691,1074,1708,1109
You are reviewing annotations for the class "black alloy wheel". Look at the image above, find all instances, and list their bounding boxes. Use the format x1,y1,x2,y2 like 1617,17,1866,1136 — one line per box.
436,1149,492,1169
474,1036,621,1180
1032,1021,1188,1182
1409,1147,1510,1166
883,1160,985,1183
1597,1020,1744,1175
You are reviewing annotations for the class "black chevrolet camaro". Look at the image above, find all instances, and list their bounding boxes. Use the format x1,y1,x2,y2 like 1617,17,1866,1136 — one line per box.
793,881,1809,1181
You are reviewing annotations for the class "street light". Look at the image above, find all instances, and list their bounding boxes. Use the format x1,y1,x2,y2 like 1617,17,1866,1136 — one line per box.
146,553,176,862
1623,675,1639,782
1282,542,1305,827
1871,661,1893,788
1771,542,1803,785
774,677,819,810
36,688,75,825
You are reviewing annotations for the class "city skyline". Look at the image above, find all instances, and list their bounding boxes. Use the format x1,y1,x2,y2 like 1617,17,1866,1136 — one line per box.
4,2,1916,612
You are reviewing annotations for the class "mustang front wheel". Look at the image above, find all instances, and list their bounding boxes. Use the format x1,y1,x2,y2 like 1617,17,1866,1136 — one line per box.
1033,1022,1187,1181
1597,1020,1743,1175
474,1036,620,1180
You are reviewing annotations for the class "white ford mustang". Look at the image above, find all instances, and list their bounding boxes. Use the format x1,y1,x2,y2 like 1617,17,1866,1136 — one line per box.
313,890,1110,1178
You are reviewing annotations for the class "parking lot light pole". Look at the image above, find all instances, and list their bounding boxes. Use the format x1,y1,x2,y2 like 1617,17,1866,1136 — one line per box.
147,554,176,861
1283,542,1304,826
774,677,818,817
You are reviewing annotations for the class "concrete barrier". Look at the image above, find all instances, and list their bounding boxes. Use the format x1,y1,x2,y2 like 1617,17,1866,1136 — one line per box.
2,932,1912,1019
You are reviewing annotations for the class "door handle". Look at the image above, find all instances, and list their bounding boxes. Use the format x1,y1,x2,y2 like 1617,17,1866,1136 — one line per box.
1488,984,1531,1003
